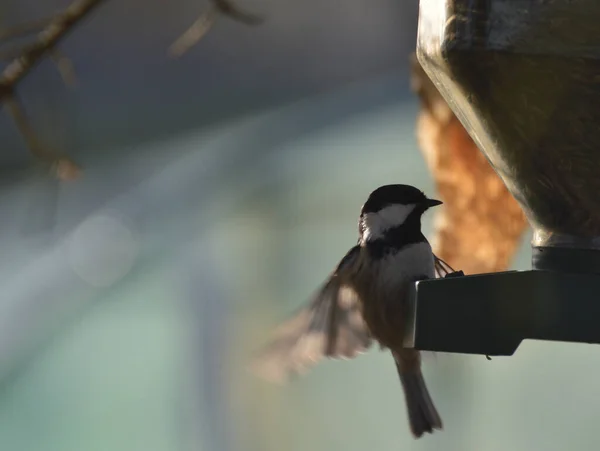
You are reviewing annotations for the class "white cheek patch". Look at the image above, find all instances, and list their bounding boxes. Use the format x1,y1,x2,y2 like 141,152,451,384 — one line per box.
363,204,416,240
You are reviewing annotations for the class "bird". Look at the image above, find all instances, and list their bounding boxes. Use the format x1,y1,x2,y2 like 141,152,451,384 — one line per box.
252,184,444,439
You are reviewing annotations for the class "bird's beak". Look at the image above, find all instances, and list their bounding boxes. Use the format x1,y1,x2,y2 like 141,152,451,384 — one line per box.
424,198,443,208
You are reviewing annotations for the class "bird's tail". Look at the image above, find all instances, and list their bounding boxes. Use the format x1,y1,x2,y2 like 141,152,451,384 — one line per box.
395,357,442,438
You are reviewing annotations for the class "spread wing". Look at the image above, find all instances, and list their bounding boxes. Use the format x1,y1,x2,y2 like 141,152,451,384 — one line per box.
251,246,373,384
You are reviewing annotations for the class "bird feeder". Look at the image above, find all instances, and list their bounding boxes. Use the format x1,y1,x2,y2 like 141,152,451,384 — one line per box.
406,0,600,356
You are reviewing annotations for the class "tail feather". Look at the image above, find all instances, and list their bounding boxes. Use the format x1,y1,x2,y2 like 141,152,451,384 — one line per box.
396,361,442,438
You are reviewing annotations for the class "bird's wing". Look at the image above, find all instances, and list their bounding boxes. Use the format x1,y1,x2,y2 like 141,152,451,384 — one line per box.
251,246,373,384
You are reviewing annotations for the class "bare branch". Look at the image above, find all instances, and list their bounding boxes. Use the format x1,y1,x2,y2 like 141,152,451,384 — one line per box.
49,49,78,87
52,157,82,181
1,0,264,180
0,44,78,87
0,16,57,43
0,0,106,100
4,93,50,160
168,7,217,58
3,93,81,181
0,0,106,178
169,0,263,58
0,43,26,61
212,0,264,25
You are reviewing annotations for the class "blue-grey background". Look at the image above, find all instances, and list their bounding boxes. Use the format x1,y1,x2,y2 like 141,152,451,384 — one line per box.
0,1,599,451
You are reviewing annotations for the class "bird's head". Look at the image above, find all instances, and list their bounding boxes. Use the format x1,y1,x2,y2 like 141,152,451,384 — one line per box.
358,184,442,242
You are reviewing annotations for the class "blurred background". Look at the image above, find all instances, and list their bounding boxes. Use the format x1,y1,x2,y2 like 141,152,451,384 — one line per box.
1,1,600,451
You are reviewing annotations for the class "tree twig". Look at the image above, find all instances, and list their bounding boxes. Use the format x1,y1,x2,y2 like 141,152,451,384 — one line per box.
3,93,49,160
49,49,78,87
0,44,78,87
0,0,105,99
212,0,264,25
0,0,106,179
0,16,57,43
0,43,27,61
3,93,81,181
169,0,263,58
2,0,263,178
168,6,217,58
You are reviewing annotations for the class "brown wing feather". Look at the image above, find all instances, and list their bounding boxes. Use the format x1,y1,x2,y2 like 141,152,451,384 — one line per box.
251,247,372,384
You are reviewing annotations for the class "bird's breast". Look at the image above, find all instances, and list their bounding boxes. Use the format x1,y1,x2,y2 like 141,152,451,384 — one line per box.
354,241,435,349
374,241,435,288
